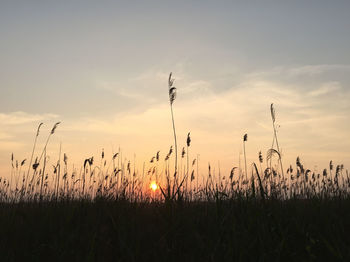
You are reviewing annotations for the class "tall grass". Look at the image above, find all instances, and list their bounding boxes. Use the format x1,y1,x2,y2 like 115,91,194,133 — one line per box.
168,72,177,178
2,128,347,203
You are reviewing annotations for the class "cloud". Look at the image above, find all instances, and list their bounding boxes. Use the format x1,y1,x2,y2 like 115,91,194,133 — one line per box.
308,81,341,96
0,112,60,173
0,140,24,151
62,73,350,160
0,132,13,140
92,64,350,124
0,111,59,125
181,80,213,96
248,64,350,79
69,65,350,141
287,64,350,77
97,67,348,170
91,68,216,119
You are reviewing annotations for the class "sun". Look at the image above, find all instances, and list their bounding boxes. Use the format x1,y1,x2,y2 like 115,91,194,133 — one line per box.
150,181,158,192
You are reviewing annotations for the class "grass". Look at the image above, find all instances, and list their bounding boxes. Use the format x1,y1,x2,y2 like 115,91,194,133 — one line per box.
1,124,349,261
1,198,350,261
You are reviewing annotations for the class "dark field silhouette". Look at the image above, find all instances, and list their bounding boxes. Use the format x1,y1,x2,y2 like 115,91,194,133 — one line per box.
1,199,350,261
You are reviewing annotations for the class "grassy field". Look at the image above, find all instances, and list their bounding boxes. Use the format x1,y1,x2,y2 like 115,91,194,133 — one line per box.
1,198,350,261
2,140,350,261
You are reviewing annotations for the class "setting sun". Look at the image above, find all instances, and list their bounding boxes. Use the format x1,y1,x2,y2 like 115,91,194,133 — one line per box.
150,181,158,192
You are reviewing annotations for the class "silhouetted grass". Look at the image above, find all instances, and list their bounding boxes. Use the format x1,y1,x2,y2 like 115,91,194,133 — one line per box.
1,198,350,261
2,126,350,261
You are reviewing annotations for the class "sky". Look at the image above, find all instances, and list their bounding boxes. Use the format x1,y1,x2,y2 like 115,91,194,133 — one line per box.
1,1,350,180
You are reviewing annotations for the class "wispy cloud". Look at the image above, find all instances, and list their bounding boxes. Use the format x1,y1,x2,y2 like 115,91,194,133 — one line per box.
248,64,350,79
0,111,60,176
53,68,350,174
0,140,24,151
0,112,59,125
287,64,350,77
308,81,341,96
0,132,13,140
93,68,215,116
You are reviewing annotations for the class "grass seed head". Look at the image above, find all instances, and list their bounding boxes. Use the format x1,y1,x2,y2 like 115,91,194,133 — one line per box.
270,103,276,123
243,134,248,142
36,123,43,137
51,122,61,135
187,132,191,147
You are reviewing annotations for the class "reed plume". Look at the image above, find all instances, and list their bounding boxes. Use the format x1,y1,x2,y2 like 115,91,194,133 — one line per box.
270,104,284,179
243,134,248,181
38,122,61,164
24,122,43,195
168,72,178,178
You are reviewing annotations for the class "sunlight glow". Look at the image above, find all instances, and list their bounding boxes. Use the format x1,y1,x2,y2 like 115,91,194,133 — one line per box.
150,181,158,192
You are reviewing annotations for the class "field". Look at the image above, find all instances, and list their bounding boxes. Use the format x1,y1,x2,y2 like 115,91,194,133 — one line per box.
1,141,350,261
1,198,350,261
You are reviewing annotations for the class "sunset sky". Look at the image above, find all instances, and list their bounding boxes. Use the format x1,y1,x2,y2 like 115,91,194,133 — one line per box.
1,1,349,179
